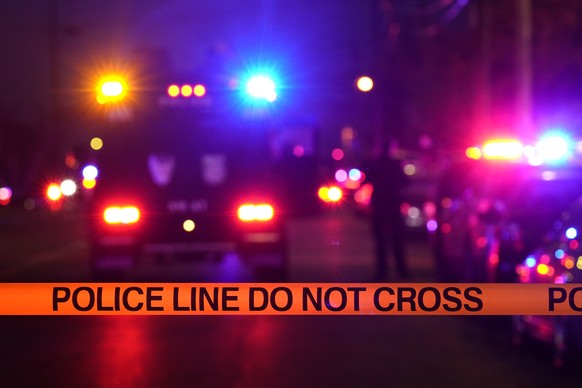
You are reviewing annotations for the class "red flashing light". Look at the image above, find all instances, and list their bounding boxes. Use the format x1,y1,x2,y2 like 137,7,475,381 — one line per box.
237,203,274,222
104,206,141,224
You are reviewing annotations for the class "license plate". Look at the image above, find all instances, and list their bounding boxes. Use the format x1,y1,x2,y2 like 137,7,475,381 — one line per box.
167,199,209,213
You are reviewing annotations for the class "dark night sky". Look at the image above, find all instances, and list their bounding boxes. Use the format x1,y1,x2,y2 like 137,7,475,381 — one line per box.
0,0,374,128
3,1,582,148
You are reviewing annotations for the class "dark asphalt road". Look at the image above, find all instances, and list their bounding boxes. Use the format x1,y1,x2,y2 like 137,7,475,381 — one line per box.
0,207,581,387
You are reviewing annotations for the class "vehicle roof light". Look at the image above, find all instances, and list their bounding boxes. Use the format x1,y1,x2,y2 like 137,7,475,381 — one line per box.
168,84,180,98
482,139,523,160
193,84,206,97
465,147,482,160
97,76,127,104
101,81,124,97
246,75,277,102
536,133,571,162
82,165,99,180
181,84,193,97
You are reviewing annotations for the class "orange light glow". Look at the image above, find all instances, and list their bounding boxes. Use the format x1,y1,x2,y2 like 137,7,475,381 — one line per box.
193,84,206,97
90,137,103,150
318,186,343,203
83,178,97,189
465,147,482,160
96,76,127,104
318,187,329,202
101,81,124,97
168,84,180,97
181,85,193,97
537,263,550,276
104,206,140,224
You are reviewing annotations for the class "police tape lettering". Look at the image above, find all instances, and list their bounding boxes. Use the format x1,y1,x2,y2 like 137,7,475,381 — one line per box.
53,286,164,312
4,283,579,315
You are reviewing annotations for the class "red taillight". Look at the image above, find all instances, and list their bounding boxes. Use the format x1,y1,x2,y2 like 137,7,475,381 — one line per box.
46,183,62,201
237,203,274,222
103,206,141,224
318,185,342,203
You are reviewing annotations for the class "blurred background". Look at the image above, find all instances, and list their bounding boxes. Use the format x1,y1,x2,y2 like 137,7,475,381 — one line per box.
2,0,582,386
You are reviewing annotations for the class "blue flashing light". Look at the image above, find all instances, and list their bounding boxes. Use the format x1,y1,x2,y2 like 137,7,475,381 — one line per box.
82,165,99,180
566,227,578,240
348,168,362,181
525,257,537,268
555,249,565,259
537,132,572,163
246,75,277,102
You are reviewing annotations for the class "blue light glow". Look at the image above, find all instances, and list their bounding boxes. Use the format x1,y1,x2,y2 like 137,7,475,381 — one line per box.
537,132,572,163
246,75,277,102
555,249,565,259
525,257,537,268
566,227,578,239
348,168,362,181
82,165,99,180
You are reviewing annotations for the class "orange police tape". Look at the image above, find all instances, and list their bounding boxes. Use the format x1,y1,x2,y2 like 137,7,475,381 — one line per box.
1,283,582,315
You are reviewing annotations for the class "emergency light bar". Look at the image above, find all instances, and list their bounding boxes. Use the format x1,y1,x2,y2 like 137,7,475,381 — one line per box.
466,133,577,165
482,140,523,160
167,84,206,98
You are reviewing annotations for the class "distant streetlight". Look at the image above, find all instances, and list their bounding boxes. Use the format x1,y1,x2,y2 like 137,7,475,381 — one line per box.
356,76,374,92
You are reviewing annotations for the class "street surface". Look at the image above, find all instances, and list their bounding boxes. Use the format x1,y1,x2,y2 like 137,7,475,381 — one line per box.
0,206,581,387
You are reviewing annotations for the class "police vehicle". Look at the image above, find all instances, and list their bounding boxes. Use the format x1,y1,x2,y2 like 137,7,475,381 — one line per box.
432,133,582,282
513,195,582,367
86,65,319,280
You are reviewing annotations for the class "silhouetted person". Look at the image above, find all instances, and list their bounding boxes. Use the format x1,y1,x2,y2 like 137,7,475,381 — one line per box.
366,146,409,281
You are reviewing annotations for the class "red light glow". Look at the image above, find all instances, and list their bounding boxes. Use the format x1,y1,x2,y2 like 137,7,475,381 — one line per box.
104,206,141,224
237,204,274,222
46,184,62,201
